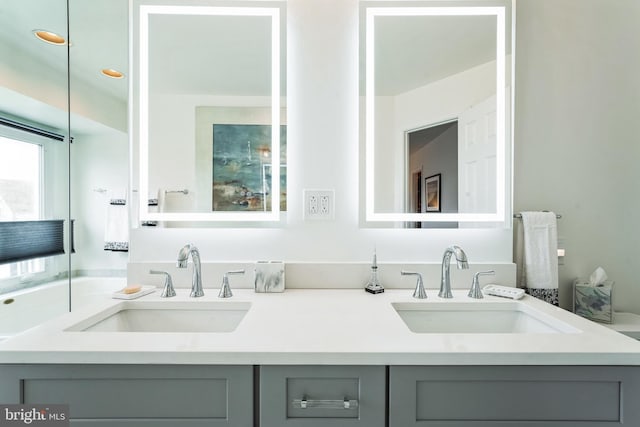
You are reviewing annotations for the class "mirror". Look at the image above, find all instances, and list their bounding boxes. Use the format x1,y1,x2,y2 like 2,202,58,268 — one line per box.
0,0,71,328
135,2,286,224
68,0,129,282
363,2,512,226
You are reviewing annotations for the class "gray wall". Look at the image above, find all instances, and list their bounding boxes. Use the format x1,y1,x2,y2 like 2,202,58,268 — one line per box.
515,0,640,310
409,124,458,213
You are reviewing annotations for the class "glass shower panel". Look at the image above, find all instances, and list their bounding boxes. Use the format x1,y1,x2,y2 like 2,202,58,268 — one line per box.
68,0,130,309
0,0,71,337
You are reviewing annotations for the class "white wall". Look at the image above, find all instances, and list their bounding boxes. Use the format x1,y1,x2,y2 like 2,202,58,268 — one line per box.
375,60,497,212
147,94,282,214
129,0,513,265
71,128,129,274
515,0,640,310
373,95,397,212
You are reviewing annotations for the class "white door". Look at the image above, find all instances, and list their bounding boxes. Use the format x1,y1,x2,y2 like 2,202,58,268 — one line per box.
458,94,497,227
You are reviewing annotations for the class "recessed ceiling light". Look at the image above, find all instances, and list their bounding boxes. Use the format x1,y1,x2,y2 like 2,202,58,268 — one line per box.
101,69,125,79
33,30,66,46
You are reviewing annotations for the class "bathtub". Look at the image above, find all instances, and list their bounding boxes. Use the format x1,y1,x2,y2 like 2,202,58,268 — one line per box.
0,277,126,340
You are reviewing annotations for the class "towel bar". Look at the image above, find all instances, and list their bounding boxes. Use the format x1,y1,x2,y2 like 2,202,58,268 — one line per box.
514,212,561,219
165,189,189,195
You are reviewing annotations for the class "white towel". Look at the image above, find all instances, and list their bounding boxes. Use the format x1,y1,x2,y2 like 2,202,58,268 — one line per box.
140,190,161,227
517,211,558,289
104,190,129,251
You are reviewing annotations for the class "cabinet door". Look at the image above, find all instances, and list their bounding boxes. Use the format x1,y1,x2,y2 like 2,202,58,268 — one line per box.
0,364,253,427
260,365,385,427
390,366,640,427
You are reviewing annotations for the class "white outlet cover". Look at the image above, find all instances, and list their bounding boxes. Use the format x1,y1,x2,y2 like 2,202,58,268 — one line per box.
303,189,335,220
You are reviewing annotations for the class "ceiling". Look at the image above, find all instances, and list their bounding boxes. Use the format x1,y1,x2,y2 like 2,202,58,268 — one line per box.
148,13,274,96
0,0,128,134
408,120,457,156
374,14,498,96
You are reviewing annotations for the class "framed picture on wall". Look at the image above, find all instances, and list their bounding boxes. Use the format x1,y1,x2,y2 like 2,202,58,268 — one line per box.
425,173,441,212
211,124,287,212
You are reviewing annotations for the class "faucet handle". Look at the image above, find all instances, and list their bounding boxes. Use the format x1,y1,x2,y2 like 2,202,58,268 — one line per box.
219,270,245,298
468,270,495,299
401,271,427,299
150,270,176,298
227,270,245,276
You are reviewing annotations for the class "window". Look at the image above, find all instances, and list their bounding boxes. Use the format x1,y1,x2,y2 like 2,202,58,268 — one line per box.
0,136,42,220
0,135,45,281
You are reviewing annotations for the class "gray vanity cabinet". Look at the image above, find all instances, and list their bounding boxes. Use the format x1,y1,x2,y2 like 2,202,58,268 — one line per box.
260,365,386,427
0,364,253,426
389,365,640,427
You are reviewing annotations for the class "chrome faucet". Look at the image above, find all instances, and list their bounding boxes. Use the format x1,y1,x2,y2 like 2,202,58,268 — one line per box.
401,271,427,299
149,270,176,298
439,245,469,298
176,243,203,297
219,270,245,298
468,270,495,299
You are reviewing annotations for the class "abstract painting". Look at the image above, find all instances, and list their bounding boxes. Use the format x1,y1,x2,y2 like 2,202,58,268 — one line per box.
212,124,286,211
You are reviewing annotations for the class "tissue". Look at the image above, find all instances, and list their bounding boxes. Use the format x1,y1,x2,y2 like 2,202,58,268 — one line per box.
574,267,614,323
589,267,608,286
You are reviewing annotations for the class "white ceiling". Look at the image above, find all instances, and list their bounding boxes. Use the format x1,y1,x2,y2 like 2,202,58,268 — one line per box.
149,13,273,96
0,0,128,134
374,14,498,96
68,0,129,102
0,0,128,102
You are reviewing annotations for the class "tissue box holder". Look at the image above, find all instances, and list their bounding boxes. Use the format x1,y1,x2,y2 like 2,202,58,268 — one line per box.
254,261,285,293
573,279,614,324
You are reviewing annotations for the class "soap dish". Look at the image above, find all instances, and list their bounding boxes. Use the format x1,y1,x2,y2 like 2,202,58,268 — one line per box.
112,286,156,300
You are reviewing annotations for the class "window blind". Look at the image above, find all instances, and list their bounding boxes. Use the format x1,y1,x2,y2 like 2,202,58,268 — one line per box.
0,117,65,142
0,220,65,264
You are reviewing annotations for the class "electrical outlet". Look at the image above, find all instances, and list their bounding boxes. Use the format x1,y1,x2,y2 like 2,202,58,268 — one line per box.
309,195,319,215
304,189,334,220
319,195,330,215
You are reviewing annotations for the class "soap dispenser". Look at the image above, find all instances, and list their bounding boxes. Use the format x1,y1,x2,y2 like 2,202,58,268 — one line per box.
364,250,384,294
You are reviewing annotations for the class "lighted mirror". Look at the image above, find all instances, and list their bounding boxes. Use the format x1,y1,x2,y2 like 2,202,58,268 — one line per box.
363,2,513,227
135,2,285,223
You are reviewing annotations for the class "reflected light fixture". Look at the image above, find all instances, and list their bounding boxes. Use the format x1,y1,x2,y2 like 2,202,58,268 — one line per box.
33,29,66,45
101,68,125,79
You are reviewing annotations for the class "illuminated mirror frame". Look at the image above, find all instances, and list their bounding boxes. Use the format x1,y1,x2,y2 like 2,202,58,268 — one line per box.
365,6,510,224
138,5,282,222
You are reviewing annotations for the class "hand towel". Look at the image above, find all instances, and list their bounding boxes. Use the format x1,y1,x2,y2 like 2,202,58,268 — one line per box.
516,211,558,305
104,190,129,252
141,194,159,227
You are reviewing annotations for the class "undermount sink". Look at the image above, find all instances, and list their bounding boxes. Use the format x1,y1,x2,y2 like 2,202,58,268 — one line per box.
66,301,251,333
392,301,580,334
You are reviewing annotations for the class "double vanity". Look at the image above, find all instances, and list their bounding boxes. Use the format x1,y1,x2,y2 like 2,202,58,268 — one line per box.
1,286,640,426
1,0,639,425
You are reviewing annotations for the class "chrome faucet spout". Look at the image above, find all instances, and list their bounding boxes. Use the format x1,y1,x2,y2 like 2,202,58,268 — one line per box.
176,243,203,297
439,245,469,298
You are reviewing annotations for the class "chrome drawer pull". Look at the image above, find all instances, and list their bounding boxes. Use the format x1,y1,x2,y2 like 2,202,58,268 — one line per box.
292,397,358,410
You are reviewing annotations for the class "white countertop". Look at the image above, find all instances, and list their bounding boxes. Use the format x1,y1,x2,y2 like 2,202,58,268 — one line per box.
604,312,640,340
1,289,640,365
